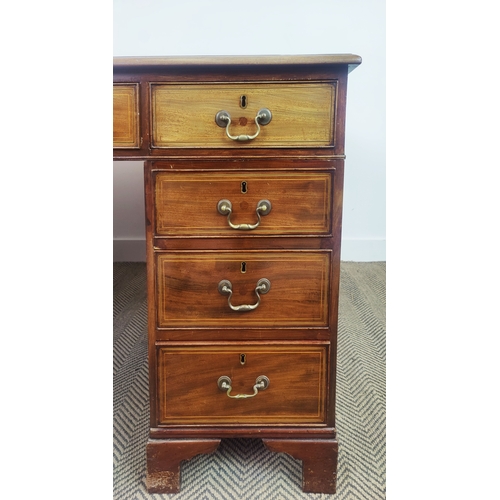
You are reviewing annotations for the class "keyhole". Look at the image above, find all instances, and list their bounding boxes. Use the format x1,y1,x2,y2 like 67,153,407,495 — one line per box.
241,181,247,193
240,353,246,365
240,95,247,109
241,262,247,273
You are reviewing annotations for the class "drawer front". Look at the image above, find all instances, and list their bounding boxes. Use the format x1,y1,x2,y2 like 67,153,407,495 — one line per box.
156,251,331,328
155,171,332,237
151,82,336,148
113,84,140,148
157,345,327,425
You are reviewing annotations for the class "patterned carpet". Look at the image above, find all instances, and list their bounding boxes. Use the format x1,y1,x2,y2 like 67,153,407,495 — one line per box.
113,262,386,499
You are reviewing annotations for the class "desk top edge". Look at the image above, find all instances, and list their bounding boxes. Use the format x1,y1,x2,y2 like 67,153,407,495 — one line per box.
113,54,362,72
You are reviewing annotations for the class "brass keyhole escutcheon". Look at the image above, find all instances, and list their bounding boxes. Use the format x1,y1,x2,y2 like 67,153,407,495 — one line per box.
241,181,247,193
241,262,247,273
240,353,246,365
240,95,247,108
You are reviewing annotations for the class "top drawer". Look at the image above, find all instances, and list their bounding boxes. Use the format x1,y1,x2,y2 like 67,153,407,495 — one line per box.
151,82,336,149
113,84,140,149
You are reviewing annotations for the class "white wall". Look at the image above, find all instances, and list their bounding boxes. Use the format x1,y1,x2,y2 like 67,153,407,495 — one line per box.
113,0,385,262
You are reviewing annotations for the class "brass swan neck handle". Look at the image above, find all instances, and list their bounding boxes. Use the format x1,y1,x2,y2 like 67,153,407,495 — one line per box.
218,278,271,312
215,108,272,141
217,199,272,230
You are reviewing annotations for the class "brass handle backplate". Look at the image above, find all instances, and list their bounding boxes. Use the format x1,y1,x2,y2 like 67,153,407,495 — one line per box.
215,108,272,141
217,199,271,230
217,375,270,399
218,278,271,312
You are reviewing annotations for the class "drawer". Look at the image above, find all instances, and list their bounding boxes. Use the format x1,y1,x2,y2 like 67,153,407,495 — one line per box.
156,251,330,328
113,84,140,148
151,82,336,148
154,171,332,237
156,345,328,425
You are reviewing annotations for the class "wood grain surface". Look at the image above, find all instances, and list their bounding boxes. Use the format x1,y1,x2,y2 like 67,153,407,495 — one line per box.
156,251,331,328
156,344,327,425
151,82,335,148
113,84,140,148
154,171,332,236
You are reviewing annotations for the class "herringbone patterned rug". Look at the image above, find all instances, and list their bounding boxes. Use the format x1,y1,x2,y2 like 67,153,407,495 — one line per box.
113,262,386,499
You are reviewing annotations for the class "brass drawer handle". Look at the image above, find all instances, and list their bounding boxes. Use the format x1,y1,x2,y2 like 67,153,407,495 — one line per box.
217,375,270,399
217,199,272,230
215,108,272,141
218,278,271,312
